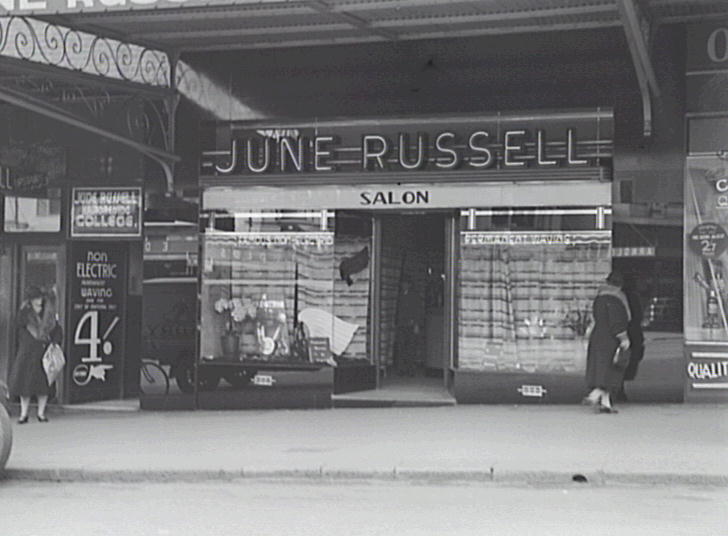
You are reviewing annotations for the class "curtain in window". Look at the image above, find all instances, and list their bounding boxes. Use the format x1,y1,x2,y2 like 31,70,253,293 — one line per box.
459,231,611,374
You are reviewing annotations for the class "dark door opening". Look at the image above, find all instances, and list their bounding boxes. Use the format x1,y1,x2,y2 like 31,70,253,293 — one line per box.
378,213,447,389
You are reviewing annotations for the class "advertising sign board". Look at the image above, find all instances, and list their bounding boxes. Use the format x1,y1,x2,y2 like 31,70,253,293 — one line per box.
71,187,142,238
67,242,127,403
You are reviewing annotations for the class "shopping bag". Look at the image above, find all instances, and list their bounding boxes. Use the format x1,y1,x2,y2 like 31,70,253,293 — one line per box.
42,343,66,385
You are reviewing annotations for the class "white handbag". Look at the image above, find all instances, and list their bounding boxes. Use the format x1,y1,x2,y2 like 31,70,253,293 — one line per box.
42,343,66,385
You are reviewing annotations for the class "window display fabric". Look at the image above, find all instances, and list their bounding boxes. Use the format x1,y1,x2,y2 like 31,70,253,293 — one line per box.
458,237,610,373
298,308,358,356
334,236,371,361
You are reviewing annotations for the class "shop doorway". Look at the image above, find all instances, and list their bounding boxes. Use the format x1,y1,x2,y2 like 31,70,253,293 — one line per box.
15,245,66,401
367,212,453,404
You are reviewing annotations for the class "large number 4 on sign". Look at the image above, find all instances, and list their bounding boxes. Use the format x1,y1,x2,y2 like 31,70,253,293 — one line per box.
74,311,102,364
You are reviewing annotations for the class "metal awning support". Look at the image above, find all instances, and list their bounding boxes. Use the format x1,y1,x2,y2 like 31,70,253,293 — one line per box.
0,16,171,89
617,0,661,138
0,15,180,193
0,83,180,193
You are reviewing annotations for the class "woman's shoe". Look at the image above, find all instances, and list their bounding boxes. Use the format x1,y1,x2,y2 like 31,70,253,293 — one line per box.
18,415,28,424
596,405,618,414
37,415,48,423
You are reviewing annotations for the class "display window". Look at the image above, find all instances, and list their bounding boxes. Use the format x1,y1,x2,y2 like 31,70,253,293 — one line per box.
4,191,62,232
457,206,611,374
200,209,372,368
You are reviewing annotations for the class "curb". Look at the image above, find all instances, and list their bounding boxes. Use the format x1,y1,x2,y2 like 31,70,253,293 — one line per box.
2,467,727,487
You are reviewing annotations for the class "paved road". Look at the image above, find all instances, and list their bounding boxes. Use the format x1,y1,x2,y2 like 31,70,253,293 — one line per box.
0,480,726,536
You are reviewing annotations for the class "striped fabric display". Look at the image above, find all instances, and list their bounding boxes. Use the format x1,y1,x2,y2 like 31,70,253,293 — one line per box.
458,233,610,374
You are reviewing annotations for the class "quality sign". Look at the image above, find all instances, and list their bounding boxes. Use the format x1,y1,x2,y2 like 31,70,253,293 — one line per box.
71,187,142,238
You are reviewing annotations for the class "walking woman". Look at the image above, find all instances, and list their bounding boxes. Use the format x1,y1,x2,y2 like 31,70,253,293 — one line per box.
8,286,62,424
583,271,631,414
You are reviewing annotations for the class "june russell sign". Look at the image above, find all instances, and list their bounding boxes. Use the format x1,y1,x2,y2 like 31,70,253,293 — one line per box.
71,187,142,238
202,128,596,176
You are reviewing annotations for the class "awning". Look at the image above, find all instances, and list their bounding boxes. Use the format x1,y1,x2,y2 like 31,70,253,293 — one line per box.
1,0,725,52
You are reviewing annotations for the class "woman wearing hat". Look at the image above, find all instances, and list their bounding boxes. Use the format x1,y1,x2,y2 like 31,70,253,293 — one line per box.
7,286,62,424
583,271,631,413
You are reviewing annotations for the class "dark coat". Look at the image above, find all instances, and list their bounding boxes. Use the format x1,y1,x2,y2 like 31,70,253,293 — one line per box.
623,289,645,381
586,289,630,390
8,307,62,398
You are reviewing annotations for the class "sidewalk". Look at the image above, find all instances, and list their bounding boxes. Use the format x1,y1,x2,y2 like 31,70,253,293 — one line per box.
3,404,727,486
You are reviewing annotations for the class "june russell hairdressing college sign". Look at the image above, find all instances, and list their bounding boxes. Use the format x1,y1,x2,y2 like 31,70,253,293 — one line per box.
200,112,614,178
71,187,142,238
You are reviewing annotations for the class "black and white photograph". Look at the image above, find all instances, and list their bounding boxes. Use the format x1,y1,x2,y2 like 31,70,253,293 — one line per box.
0,1,727,534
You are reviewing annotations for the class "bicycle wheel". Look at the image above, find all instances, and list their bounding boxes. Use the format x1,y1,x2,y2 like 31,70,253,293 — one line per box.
140,361,170,396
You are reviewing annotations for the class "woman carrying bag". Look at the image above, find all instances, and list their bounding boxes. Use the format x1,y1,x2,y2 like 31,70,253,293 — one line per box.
8,286,63,424
583,271,631,414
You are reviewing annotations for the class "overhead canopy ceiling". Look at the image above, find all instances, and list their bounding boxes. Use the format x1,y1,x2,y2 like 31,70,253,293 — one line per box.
36,0,728,53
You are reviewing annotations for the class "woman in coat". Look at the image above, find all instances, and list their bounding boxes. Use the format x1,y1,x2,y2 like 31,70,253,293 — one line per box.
583,271,631,413
8,286,62,424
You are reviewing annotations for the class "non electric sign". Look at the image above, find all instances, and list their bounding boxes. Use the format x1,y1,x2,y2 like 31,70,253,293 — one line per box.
71,187,142,238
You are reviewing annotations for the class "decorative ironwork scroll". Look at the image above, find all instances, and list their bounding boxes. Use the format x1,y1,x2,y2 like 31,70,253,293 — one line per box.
0,16,170,88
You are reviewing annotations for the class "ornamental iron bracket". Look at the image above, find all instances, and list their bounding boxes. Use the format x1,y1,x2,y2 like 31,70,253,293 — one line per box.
0,82,179,193
0,16,171,89
0,16,179,193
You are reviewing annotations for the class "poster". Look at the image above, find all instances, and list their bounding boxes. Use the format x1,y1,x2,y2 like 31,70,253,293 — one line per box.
68,243,127,403
684,155,728,344
71,187,142,238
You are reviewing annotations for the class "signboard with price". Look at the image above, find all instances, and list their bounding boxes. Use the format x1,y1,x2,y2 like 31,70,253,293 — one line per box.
688,223,728,259
67,242,127,403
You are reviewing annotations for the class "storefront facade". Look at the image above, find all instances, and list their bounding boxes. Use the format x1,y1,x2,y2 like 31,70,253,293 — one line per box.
182,110,613,405
3,2,721,407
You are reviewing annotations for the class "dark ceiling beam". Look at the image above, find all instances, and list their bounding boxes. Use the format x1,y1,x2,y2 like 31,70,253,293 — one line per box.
371,4,619,28
306,0,398,41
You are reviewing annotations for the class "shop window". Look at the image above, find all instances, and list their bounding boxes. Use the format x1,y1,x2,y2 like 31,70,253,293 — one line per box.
199,209,370,367
4,193,61,232
458,207,611,374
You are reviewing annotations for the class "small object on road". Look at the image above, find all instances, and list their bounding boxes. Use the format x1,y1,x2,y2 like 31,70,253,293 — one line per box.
572,474,588,483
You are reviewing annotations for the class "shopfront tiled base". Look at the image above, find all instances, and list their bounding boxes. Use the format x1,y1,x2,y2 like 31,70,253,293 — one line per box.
140,368,334,410
453,370,586,404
